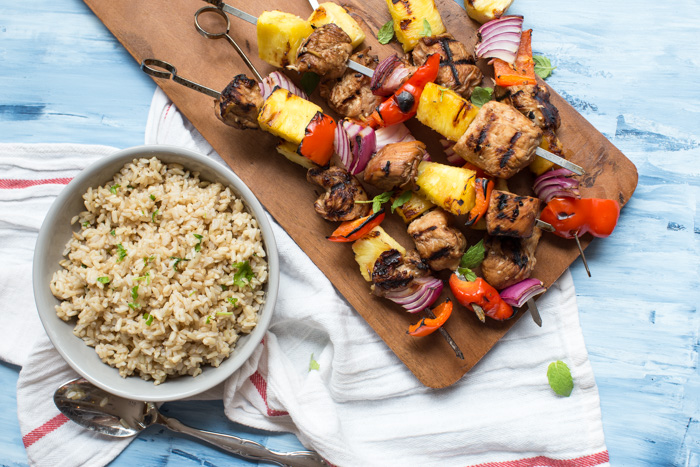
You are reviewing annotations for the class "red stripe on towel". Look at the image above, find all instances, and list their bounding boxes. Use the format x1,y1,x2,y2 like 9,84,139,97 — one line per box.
249,370,288,417
0,178,72,189
470,450,610,467
22,413,70,448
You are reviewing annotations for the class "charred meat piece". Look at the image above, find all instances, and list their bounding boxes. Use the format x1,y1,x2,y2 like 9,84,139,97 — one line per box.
371,249,430,296
307,166,370,221
318,49,382,119
215,74,264,130
481,227,542,290
407,209,467,271
412,33,483,98
486,190,540,238
452,100,543,179
363,141,427,191
495,84,560,130
294,24,353,80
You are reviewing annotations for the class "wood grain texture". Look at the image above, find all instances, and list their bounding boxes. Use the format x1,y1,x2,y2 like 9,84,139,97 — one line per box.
80,0,637,388
1,0,698,465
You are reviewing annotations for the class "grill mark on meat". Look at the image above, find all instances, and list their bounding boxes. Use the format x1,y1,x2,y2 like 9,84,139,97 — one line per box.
439,36,462,89
428,247,452,261
382,161,391,175
411,225,438,239
535,91,558,128
475,118,494,152
499,131,522,168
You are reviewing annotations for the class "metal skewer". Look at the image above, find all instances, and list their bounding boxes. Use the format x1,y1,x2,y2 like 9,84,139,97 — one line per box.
535,147,585,176
201,0,375,78
141,59,222,98
527,298,542,327
424,308,464,360
573,233,592,277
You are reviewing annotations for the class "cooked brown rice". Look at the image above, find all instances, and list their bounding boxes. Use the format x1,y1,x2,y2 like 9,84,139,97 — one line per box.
50,157,267,384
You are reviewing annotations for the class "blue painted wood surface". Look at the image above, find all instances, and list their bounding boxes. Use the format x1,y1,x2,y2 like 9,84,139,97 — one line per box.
1,0,699,465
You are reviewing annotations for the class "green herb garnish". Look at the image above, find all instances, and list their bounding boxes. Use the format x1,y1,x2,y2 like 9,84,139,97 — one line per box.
357,191,393,214
221,285,228,291
533,55,556,80
547,360,574,396
193,233,203,252
81,221,90,228
97,276,110,284
377,20,394,45
109,184,120,194
151,209,159,223
116,243,127,262
110,229,116,236
471,86,494,107
143,313,153,326
216,311,233,316
309,353,320,371
205,316,211,324
128,302,140,309
131,285,139,301
80,264,88,268
439,88,446,102
149,194,156,201
457,240,485,281
227,297,238,306
135,272,150,285
170,256,189,271
143,255,155,267
420,18,432,37
233,261,254,287
391,191,413,213
301,72,321,96
126,185,134,189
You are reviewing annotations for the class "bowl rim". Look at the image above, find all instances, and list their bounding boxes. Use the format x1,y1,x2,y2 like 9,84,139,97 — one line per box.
32,145,279,401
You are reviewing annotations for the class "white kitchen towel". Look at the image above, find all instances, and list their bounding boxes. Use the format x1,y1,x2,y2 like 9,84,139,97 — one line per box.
1,88,609,467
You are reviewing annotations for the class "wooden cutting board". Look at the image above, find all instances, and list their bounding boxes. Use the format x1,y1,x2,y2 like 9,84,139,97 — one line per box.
83,0,638,388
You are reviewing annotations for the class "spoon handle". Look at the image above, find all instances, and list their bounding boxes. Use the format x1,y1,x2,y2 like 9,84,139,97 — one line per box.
161,416,327,467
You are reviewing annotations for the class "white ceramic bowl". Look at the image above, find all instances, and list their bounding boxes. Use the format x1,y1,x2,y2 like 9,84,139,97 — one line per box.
33,145,278,401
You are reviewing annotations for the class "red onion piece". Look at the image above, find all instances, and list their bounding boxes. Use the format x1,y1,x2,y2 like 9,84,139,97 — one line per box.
534,167,576,181
500,278,546,308
384,276,444,313
259,71,308,101
533,177,580,193
342,120,376,174
533,169,581,203
334,122,352,169
440,138,463,166
370,54,412,97
475,16,523,64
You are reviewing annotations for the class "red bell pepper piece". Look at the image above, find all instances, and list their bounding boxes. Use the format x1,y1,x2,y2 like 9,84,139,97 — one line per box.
539,197,621,239
367,53,440,129
448,274,514,321
492,29,537,87
299,112,337,166
327,210,385,242
408,299,453,337
465,177,494,227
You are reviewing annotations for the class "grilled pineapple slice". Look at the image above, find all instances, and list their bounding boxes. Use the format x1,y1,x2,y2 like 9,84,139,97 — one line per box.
257,11,314,68
465,0,514,24
530,130,565,175
276,141,317,169
309,3,365,49
393,191,435,223
415,161,476,215
352,226,406,282
385,0,446,52
258,88,322,146
417,83,480,142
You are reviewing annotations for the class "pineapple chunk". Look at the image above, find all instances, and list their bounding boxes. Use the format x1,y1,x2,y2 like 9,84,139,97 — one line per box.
385,0,446,52
257,11,314,68
417,83,480,142
309,3,365,49
352,226,406,282
275,141,317,169
393,191,435,223
258,88,321,146
415,161,476,215
465,0,514,24
530,130,565,175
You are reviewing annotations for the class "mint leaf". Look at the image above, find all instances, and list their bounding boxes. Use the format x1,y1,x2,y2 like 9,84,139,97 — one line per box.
309,353,320,371
301,72,320,96
533,55,556,80
547,360,574,396
391,191,413,213
457,267,477,282
97,276,110,284
471,86,493,107
420,19,432,37
460,239,485,270
116,243,127,262
377,20,394,45
233,261,254,287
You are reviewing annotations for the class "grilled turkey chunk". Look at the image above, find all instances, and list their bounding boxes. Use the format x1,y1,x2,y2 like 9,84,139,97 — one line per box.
408,209,467,271
453,100,543,179
412,33,483,98
294,24,353,79
307,166,370,222
371,249,429,296
215,74,263,130
319,49,382,119
364,141,427,191
495,84,560,130
486,190,540,238
481,227,542,290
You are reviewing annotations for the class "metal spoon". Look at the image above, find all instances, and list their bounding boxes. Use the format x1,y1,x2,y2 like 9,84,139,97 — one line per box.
54,378,327,467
